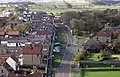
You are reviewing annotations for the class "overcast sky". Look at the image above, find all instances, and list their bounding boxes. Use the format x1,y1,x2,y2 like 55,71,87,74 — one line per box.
0,0,55,3
0,0,120,3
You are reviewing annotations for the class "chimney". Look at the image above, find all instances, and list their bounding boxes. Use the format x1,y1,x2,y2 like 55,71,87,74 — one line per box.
30,44,34,50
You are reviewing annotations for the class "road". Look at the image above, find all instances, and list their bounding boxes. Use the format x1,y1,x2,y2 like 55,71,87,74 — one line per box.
56,30,83,77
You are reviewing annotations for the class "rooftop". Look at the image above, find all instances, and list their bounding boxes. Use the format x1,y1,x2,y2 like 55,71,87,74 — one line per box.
8,72,43,77
22,45,43,54
7,31,19,36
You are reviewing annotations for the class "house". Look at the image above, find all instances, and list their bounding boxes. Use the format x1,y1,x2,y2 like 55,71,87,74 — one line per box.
0,31,5,36
0,55,19,77
7,31,19,36
0,56,9,77
42,44,49,56
8,71,43,77
20,45,43,66
0,55,44,77
95,29,115,43
0,65,9,77
84,38,103,52
8,21,20,26
6,56,19,71
36,30,52,39
0,46,22,56
0,28,5,36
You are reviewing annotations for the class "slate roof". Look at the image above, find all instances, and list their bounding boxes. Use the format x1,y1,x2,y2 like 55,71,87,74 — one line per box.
84,38,103,50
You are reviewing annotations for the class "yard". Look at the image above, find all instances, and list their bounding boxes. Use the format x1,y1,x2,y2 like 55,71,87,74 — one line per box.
86,53,120,61
76,36,89,44
72,70,120,77
85,71,120,77
87,53,102,61
53,52,63,68
112,55,120,59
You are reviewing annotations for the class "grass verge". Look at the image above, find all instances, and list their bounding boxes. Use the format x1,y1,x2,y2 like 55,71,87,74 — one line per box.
76,36,89,44
56,28,67,44
53,52,63,68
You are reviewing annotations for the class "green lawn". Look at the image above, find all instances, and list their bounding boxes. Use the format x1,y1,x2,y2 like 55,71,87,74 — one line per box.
112,55,120,59
85,71,120,77
72,70,81,77
53,52,63,68
72,70,120,77
87,54,120,61
76,36,89,44
87,53,102,61
56,28,67,44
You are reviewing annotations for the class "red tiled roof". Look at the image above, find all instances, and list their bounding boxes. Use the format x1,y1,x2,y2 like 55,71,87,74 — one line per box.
8,72,43,77
0,31,5,35
96,29,115,37
0,27,4,31
7,31,19,36
115,30,120,34
22,45,43,54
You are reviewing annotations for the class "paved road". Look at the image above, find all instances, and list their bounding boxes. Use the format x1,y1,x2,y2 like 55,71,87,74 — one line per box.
56,29,89,77
56,48,73,77
56,30,79,77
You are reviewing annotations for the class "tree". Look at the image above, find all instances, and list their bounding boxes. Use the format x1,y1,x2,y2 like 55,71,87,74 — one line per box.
9,15,18,21
114,33,120,51
18,22,29,32
4,25,12,32
60,11,78,26
70,19,86,35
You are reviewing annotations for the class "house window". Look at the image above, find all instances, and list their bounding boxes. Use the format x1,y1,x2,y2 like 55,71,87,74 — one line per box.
1,70,3,73
37,54,39,57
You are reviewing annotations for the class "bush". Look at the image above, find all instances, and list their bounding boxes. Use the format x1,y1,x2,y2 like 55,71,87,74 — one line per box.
73,47,85,64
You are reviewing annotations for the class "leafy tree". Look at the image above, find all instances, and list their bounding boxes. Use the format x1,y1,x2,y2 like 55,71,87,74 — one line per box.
60,11,78,26
4,25,12,32
70,19,85,35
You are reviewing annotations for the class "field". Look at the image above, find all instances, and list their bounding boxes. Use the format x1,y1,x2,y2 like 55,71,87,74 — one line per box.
72,70,120,77
29,4,120,14
85,71,120,77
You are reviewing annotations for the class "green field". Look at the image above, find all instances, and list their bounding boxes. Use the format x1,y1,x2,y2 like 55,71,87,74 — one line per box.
29,4,120,14
85,71,120,77
72,70,120,77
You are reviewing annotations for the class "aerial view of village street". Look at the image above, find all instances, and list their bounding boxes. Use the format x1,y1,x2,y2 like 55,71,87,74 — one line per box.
0,0,120,77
